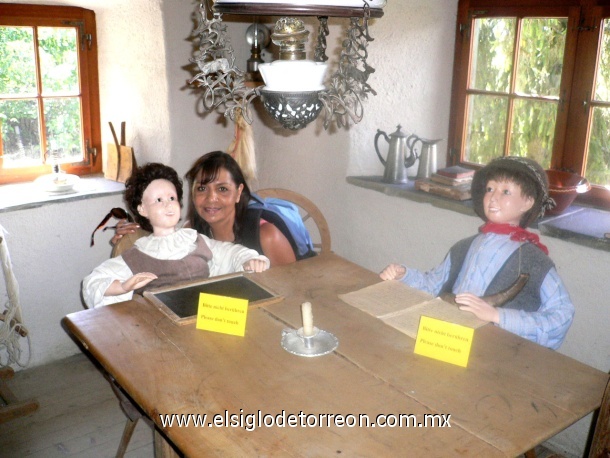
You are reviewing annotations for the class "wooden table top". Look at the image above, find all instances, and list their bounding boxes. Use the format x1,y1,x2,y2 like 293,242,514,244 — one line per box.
63,253,609,457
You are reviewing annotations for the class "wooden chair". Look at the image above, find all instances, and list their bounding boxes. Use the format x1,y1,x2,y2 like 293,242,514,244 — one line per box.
523,375,610,458
111,188,331,258
589,376,610,458
256,188,331,255
111,227,149,258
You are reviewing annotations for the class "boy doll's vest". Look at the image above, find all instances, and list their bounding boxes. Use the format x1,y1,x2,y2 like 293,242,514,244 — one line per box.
440,235,555,312
122,236,213,295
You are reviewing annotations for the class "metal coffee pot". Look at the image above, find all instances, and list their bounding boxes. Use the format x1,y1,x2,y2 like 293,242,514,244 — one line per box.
374,125,418,184
407,136,442,179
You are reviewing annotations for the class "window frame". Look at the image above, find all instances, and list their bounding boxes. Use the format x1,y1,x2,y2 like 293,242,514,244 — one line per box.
0,4,101,184
448,0,610,209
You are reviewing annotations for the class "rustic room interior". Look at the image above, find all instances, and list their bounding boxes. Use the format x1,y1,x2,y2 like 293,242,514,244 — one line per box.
0,0,609,456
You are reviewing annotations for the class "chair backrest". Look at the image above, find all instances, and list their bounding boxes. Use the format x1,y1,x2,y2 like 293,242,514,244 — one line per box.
109,188,331,258
111,228,149,258
589,376,610,458
256,188,331,255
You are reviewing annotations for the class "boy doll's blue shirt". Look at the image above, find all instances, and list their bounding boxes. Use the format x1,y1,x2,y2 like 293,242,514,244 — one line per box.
401,232,574,350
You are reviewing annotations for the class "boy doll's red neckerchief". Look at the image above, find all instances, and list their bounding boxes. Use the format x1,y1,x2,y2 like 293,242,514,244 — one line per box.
480,222,549,255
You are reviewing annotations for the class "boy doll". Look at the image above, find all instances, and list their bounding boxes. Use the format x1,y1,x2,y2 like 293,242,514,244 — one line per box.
380,156,574,349
83,163,269,308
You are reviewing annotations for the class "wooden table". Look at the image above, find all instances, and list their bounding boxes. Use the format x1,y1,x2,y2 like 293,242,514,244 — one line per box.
63,253,609,457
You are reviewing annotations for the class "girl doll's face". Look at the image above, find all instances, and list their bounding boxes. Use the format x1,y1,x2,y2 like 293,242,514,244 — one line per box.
483,179,534,226
138,179,181,236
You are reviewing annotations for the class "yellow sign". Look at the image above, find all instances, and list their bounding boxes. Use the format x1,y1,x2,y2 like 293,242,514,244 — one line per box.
413,316,474,367
196,293,248,336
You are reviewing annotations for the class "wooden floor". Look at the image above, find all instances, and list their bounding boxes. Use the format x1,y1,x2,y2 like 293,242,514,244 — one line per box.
0,353,154,457
0,353,569,458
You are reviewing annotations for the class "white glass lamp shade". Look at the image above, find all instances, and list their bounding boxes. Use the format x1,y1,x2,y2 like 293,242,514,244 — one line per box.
258,60,328,92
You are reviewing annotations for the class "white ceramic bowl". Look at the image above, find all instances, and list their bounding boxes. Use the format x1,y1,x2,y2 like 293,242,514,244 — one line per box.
34,173,80,193
258,60,328,92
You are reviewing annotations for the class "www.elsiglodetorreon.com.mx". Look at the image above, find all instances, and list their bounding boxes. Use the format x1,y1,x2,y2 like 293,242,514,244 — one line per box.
158,410,451,432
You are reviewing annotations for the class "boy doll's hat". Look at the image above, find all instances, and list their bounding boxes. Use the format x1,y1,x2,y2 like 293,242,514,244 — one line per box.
471,156,556,228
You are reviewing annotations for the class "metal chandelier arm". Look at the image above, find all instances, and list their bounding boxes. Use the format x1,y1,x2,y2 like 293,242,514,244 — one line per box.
317,7,376,129
187,1,379,130
188,3,260,124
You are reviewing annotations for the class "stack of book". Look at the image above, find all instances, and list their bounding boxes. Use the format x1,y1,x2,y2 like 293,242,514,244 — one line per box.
414,165,474,201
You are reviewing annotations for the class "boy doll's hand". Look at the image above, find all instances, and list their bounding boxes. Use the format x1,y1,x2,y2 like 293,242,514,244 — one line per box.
454,293,500,324
379,264,407,281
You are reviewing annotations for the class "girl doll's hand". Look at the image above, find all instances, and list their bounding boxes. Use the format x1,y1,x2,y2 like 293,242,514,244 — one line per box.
111,220,140,245
243,259,269,273
121,272,158,292
454,293,500,324
379,264,407,281
105,272,157,297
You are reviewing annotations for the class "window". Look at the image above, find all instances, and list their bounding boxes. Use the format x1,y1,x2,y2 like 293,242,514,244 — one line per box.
449,1,610,207
0,4,101,184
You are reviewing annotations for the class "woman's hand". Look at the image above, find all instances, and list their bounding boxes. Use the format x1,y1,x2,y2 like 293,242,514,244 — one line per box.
379,263,407,281
243,259,269,273
111,219,140,245
454,293,500,324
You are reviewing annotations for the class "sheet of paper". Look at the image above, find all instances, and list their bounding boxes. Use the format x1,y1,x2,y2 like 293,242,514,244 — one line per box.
339,281,486,339
381,298,486,339
338,280,434,316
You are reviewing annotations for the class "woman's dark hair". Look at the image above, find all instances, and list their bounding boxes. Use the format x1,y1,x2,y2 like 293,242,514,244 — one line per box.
185,151,251,241
124,163,183,232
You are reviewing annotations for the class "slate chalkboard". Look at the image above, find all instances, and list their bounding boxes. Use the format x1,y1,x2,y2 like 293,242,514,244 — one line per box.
144,274,281,324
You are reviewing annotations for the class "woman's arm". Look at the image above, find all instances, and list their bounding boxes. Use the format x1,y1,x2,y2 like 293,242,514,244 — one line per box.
259,222,297,266
111,219,141,245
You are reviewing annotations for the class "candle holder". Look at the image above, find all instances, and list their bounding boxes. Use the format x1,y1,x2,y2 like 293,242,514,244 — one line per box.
281,326,338,357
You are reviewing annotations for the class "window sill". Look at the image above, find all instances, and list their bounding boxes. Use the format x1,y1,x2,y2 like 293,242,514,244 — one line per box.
347,175,610,253
0,175,125,214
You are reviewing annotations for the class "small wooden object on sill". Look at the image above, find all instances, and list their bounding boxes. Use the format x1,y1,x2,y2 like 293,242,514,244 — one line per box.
415,178,472,201
105,122,136,184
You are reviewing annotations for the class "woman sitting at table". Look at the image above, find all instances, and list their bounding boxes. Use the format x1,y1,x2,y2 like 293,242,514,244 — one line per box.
83,162,269,308
113,151,297,266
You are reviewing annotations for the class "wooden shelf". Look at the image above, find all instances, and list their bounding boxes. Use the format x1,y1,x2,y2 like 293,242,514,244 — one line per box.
213,3,384,18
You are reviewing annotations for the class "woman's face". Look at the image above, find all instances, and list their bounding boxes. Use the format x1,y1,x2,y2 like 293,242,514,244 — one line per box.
192,167,244,229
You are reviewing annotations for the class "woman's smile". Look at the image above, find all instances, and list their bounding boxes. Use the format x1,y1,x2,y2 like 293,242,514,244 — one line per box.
193,167,243,229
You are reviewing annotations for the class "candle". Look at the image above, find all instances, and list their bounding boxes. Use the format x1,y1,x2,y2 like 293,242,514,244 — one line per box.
301,301,314,337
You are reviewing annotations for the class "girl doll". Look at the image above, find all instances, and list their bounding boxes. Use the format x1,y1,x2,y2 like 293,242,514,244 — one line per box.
83,163,269,308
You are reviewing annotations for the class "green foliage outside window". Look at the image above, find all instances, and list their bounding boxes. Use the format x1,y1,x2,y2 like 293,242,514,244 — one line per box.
0,25,82,167
465,17,567,170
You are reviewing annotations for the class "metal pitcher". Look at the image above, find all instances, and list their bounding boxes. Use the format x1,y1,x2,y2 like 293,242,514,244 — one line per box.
374,125,417,184
407,136,442,179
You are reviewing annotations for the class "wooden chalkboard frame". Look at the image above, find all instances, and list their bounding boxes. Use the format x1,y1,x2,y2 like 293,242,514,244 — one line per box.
143,273,283,325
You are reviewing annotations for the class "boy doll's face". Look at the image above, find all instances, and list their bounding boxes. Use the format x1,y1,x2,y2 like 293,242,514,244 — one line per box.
483,179,534,226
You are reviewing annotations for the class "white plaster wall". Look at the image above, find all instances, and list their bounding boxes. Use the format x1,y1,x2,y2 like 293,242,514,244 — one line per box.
1,194,124,366
1,0,174,368
2,0,609,454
